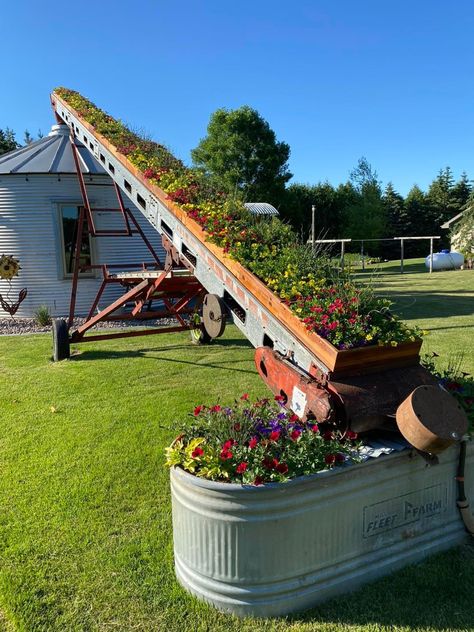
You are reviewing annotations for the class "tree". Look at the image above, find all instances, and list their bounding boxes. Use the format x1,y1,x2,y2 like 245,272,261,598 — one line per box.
0,128,19,155
343,158,387,253
383,183,407,258
283,181,343,239
451,172,472,210
426,167,457,226
383,182,407,235
191,106,292,206
24,130,34,145
404,184,432,256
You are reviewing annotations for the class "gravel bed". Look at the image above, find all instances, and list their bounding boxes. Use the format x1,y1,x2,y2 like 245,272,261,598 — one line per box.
0,317,180,336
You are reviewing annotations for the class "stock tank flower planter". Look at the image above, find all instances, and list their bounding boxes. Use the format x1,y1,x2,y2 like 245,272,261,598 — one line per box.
170,441,474,618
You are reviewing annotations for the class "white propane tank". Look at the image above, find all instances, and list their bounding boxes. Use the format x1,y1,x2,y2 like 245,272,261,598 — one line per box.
425,250,464,270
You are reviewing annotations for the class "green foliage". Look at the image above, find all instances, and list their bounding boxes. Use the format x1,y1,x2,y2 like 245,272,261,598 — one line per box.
33,304,52,326
453,192,474,256
191,105,292,205
344,160,387,250
282,181,345,238
0,128,19,155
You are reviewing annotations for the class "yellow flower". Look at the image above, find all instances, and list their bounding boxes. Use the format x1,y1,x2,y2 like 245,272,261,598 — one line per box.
390,341,398,347
366,334,373,341
422,330,430,336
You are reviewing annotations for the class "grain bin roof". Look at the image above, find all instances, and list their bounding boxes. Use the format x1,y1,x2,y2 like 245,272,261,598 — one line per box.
0,124,106,175
244,202,279,216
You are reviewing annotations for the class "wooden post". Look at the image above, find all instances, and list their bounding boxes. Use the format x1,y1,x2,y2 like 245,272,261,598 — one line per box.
429,238,434,273
361,240,365,271
400,238,404,274
311,205,315,251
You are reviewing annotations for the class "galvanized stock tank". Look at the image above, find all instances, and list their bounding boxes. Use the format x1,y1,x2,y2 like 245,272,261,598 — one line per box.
170,441,473,618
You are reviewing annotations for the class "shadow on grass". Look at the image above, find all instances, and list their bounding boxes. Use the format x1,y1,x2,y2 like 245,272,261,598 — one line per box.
357,261,427,275
373,290,474,320
71,344,257,375
284,544,474,630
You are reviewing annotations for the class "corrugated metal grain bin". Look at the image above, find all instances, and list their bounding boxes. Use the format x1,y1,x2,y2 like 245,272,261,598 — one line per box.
0,124,164,317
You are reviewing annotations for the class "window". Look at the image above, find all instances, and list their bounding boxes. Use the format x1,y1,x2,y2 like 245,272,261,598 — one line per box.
60,205,94,276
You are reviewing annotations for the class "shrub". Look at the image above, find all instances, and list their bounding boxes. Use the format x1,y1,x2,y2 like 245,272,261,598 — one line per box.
33,304,52,326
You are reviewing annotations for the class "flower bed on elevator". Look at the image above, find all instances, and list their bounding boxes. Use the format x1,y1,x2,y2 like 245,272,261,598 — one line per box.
53,88,422,358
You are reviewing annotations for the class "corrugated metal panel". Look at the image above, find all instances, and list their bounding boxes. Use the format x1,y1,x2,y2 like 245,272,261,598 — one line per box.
0,125,106,175
171,441,474,617
0,173,164,317
244,202,279,216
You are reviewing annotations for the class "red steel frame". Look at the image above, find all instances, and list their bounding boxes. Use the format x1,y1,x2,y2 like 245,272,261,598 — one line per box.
66,131,205,345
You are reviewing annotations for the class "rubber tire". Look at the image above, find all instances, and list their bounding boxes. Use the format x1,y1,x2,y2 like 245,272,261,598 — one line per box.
52,318,70,361
190,314,212,345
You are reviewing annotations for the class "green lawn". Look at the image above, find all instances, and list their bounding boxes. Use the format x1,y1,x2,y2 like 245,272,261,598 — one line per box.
1,263,474,631
357,259,474,374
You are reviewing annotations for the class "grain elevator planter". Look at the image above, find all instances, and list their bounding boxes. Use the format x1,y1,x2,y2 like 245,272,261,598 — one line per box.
170,441,473,618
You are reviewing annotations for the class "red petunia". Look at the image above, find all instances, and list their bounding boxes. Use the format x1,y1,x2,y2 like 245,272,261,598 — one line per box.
269,430,280,442
275,462,289,474
222,440,235,450
191,446,204,458
240,393,249,400
253,476,264,486
289,414,299,422
311,424,319,433
236,462,248,474
274,394,285,402
220,449,233,460
346,430,358,440
248,437,258,449
325,453,336,465
262,457,279,470
211,405,222,412
193,405,203,416
290,429,301,441
322,431,334,441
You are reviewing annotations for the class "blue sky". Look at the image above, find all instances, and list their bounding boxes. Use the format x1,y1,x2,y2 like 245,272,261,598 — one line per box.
1,0,473,195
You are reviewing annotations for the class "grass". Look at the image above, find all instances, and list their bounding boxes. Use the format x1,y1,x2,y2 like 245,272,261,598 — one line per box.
0,262,473,631
357,259,474,375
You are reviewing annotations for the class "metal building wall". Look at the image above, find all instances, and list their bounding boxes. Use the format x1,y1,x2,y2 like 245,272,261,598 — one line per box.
0,173,164,317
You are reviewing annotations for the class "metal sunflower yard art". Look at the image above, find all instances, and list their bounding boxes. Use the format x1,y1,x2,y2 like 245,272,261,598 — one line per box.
0,254,27,317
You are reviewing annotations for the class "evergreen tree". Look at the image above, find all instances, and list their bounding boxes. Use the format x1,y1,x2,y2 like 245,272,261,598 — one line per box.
426,167,457,226
383,182,407,235
283,182,343,241
0,128,19,155
24,130,34,145
344,158,387,253
383,183,407,258
404,184,433,256
451,172,472,210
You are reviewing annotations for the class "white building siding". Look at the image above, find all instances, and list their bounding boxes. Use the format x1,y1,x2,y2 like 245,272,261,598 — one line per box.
0,174,164,317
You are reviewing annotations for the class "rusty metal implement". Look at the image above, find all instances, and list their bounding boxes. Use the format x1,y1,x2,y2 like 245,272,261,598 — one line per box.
50,90,468,451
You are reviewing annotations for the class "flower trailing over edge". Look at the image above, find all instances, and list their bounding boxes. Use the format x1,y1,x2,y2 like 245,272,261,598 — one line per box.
165,396,361,484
